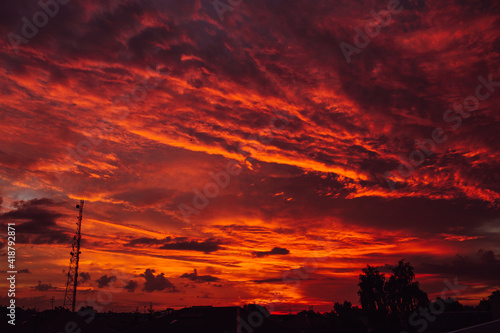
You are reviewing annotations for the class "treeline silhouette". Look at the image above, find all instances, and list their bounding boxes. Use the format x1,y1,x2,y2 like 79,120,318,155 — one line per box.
319,259,499,333
2,259,498,333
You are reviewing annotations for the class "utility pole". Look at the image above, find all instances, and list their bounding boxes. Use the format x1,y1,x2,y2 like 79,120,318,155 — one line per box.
63,200,84,312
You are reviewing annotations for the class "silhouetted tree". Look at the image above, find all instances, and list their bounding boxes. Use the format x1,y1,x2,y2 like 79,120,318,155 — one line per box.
333,300,353,316
435,297,464,311
384,259,429,330
358,265,387,331
357,260,429,332
477,290,500,311
78,305,96,313
330,301,366,333
358,265,386,316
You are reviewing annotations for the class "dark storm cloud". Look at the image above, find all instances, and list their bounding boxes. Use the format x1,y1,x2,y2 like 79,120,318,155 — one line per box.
34,281,56,292
331,197,499,234
96,274,116,288
253,278,289,284
252,246,290,257
0,198,68,245
79,272,90,284
1,0,174,65
180,269,220,282
126,236,221,253
12,198,61,208
126,237,166,246
140,268,177,292
419,249,500,282
0,268,30,274
160,238,221,253
124,280,138,292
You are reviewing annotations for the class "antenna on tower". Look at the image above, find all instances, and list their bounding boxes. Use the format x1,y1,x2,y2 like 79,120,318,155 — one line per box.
63,200,84,312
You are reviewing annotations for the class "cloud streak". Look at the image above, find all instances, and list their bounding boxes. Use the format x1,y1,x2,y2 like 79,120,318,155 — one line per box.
252,247,290,258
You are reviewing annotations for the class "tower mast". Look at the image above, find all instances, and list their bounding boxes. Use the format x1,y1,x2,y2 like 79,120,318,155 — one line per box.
63,200,84,312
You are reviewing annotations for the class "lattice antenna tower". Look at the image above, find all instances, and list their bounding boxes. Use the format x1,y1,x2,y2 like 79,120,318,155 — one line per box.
63,200,84,312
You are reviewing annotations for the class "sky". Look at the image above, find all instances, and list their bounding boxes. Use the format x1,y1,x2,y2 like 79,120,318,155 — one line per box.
0,0,499,313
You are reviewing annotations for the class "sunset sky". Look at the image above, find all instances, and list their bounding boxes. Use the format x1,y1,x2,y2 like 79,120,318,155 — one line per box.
0,0,499,313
